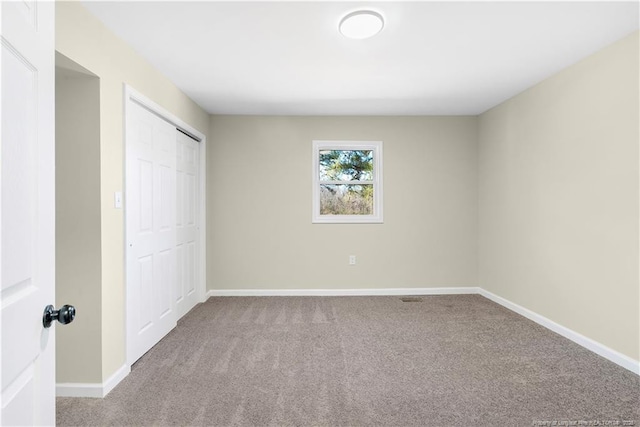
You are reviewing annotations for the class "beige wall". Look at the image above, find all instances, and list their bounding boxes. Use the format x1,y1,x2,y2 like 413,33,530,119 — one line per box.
208,116,478,289
55,63,102,383
56,2,210,381
478,32,639,360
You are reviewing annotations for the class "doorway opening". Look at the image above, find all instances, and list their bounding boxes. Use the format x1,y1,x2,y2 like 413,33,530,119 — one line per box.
54,52,102,387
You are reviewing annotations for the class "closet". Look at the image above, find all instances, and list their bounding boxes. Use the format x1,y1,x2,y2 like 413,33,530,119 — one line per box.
125,95,202,365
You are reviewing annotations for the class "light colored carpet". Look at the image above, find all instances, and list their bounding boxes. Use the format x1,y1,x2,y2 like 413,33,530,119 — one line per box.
57,295,639,426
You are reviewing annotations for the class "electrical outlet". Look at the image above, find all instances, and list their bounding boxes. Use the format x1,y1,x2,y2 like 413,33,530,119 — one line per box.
114,191,122,209
349,255,356,265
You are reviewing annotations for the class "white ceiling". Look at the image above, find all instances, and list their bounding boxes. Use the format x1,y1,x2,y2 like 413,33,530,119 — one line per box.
82,1,639,116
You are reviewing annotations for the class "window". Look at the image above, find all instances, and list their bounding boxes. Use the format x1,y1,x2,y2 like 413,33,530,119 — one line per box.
312,140,383,223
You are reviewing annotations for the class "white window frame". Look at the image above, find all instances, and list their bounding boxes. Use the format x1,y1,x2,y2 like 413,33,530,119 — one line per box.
312,140,383,224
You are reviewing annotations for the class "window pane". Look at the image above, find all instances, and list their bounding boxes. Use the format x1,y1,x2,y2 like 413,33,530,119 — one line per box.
320,184,373,215
319,150,373,181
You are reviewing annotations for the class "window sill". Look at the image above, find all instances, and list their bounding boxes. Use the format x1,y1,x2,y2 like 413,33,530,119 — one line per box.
312,215,384,224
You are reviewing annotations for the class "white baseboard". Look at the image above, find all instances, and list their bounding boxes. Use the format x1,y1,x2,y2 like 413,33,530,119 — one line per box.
56,363,130,398
477,288,639,375
207,287,479,297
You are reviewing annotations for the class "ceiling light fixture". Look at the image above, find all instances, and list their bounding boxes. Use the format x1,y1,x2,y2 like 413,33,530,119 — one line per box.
339,10,384,40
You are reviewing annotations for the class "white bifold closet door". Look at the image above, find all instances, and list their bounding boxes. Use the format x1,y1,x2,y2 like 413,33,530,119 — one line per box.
176,131,200,319
126,101,177,365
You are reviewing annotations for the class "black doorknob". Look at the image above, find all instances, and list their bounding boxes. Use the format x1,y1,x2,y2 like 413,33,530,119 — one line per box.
43,304,76,328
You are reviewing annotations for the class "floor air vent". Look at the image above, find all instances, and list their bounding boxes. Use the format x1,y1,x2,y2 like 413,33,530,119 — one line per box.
400,297,423,302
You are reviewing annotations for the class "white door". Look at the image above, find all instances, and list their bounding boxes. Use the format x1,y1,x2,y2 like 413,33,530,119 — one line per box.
125,101,177,365
175,131,199,319
1,1,56,425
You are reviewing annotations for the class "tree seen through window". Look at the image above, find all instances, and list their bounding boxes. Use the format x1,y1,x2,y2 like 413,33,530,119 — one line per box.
319,150,374,215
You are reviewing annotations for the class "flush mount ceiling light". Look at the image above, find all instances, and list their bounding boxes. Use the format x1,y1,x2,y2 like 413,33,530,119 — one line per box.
339,10,384,40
